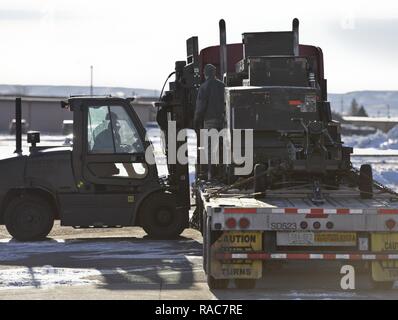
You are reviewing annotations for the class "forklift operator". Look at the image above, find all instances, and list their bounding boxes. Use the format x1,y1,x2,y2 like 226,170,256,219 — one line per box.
92,112,123,153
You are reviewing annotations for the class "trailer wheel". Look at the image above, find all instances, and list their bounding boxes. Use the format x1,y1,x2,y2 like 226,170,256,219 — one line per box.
4,195,54,241
234,279,257,290
207,275,229,290
204,215,229,289
140,192,185,239
359,164,373,199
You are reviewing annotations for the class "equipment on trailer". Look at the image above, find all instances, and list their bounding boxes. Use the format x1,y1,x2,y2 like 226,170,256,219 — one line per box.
160,18,398,290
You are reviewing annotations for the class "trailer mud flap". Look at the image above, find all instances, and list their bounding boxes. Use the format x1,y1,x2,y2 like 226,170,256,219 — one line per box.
211,231,262,279
371,233,398,282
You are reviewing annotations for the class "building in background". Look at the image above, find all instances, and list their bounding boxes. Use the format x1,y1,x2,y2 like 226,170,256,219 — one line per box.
0,85,159,134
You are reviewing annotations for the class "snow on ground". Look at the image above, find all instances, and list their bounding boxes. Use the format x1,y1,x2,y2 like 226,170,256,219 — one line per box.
0,266,102,290
344,126,398,150
343,125,398,190
0,238,201,262
0,238,202,290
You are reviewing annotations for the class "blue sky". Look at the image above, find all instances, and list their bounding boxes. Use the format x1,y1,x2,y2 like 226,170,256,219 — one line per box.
0,0,397,93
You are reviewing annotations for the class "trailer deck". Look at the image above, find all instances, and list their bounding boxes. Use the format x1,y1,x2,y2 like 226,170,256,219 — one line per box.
198,184,398,287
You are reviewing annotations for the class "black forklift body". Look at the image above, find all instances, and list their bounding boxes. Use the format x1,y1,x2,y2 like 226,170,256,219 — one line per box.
0,96,176,230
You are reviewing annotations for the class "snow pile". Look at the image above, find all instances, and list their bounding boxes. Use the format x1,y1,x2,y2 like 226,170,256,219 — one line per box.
343,125,398,150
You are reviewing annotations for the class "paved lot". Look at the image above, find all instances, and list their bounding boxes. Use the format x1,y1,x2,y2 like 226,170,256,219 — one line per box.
1,223,398,300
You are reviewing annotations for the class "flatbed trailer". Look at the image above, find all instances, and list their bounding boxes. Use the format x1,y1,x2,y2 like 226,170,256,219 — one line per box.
197,183,398,289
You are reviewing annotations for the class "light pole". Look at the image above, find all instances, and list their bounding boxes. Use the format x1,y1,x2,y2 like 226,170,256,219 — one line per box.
90,65,93,96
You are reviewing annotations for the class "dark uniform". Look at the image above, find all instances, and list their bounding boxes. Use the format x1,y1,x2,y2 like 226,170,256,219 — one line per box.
194,77,225,130
194,64,226,179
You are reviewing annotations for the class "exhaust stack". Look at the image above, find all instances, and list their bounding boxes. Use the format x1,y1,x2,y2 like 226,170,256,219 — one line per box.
292,18,300,56
14,97,22,155
219,19,228,82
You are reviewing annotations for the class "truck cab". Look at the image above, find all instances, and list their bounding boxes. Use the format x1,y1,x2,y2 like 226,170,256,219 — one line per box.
0,96,188,241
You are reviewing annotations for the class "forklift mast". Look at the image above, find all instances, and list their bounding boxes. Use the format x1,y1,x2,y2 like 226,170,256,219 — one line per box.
158,37,201,212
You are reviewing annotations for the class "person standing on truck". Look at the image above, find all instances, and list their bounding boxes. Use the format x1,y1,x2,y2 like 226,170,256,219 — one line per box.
194,64,225,180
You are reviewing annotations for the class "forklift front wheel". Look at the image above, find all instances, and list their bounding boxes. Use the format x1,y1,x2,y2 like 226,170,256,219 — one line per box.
140,192,185,239
4,195,54,241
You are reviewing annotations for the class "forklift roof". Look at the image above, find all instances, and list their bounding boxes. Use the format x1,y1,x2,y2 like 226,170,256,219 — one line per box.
61,96,133,111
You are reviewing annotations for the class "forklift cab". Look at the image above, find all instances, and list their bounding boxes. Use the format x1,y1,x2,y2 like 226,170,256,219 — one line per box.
59,96,161,227
66,97,156,184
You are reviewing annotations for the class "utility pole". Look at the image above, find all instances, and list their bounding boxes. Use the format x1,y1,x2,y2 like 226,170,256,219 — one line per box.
90,65,93,96
340,96,344,115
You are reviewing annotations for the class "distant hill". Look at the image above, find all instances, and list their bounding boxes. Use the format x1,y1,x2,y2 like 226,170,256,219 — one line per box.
0,84,159,98
0,86,395,118
329,91,398,117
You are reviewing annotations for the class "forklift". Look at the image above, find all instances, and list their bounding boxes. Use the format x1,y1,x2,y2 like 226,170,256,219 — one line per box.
0,96,191,241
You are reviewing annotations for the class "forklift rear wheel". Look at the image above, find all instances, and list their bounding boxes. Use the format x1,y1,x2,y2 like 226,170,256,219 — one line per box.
359,164,373,199
234,279,257,290
140,193,185,239
4,195,54,241
207,275,229,290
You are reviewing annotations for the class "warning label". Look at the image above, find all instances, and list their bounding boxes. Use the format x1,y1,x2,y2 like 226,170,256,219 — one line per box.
211,232,263,280
371,233,398,282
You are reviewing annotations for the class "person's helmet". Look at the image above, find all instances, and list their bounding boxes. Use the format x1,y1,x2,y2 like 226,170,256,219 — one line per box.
204,64,216,80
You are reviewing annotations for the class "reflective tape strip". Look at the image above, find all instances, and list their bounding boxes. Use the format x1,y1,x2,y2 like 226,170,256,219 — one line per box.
362,255,376,260
336,209,350,215
231,254,248,259
224,208,398,218
271,208,365,215
325,209,338,214
298,209,311,214
379,209,398,215
271,254,287,259
223,207,398,215
223,208,257,214
310,254,324,259
336,254,351,260
272,209,286,214
287,253,310,259
215,253,398,261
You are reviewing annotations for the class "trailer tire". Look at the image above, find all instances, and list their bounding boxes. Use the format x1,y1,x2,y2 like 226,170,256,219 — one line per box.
204,216,229,289
140,192,185,239
207,275,229,290
234,279,257,290
359,164,373,199
4,195,54,241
